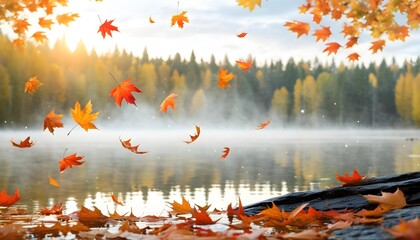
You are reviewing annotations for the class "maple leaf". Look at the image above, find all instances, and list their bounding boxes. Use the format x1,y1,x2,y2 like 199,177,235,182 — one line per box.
11,136,35,148
382,217,420,240
284,20,310,38
49,176,60,187
120,137,147,154
39,17,53,29
98,19,119,38
313,26,331,42
193,208,220,225
389,25,409,41
43,109,64,135
78,206,109,227
341,24,359,38
347,53,360,61
363,188,407,210
12,38,25,47
184,124,200,144
369,39,386,54
237,32,247,38
70,100,99,133
345,37,358,48
40,203,63,215
59,153,85,173
119,220,147,234
227,197,245,217
171,11,189,29
31,31,48,43
111,192,123,205
160,93,177,113
220,147,230,159
168,196,193,214
236,59,252,71
13,19,30,34
256,120,271,130
299,3,312,13
236,0,262,12
218,68,235,91
56,13,79,26
336,169,366,184
24,76,43,95
258,202,288,221
356,204,390,217
323,42,342,55
110,78,142,106
0,188,20,207
149,16,155,24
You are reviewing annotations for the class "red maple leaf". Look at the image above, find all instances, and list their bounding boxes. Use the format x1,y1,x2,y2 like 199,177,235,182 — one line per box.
98,19,119,38
59,153,85,173
110,78,142,107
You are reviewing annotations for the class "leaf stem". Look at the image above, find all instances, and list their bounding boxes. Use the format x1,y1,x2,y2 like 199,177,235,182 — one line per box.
97,15,102,24
67,124,78,136
109,72,121,86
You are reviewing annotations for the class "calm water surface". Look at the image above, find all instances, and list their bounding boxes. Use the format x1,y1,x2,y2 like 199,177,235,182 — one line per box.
1,129,419,216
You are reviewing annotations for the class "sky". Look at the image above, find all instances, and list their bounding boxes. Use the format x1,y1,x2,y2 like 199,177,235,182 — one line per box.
4,0,420,65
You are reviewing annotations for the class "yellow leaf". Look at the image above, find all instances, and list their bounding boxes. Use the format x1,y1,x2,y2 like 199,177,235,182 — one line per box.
236,0,262,12
70,100,99,133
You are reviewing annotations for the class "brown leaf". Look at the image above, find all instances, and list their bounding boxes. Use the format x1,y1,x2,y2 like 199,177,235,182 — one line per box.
363,188,407,210
43,109,64,134
382,217,420,240
119,137,148,154
184,124,200,144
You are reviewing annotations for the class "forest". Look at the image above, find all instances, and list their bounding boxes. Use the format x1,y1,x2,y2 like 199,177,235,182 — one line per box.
1,33,420,128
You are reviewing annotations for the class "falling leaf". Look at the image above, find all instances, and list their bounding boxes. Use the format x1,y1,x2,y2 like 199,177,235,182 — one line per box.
237,32,247,38
56,13,79,26
347,53,360,61
171,11,189,29
59,153,85,173
323,42,342,55
13,19,30,34
39,17,53,29
369,39,386,54
11,136,34,148
40,203,63,215
24,76,42,95
31,31,48,43
149,16,155,23
256,120,271,130
0,188,20,207
70,100,99,133
236,59,252,71
168,196,193,214
220,147,230,159
184,124,200,144
299,3,312,13
284,20,310,38
363,188,407,210
43,109,64,135
12,38,25,47
110,78,142,107
160,93,177,113
98,19,119,38
345,37,358,48
336,169,366,185
236,0,262,12
313,26,331,42
111,192,123,206
120,137,148,154
382,217,420,240
218,68,235,91
49,176,60,187
193,208,220,225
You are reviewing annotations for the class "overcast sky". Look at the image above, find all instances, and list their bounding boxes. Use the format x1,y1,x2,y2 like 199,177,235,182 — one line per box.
8,0,420,66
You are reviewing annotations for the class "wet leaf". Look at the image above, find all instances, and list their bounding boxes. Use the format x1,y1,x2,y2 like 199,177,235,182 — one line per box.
336,169,366,184
40,202,63,215
0,188,20,207
168,196,193,214
111,192,123,206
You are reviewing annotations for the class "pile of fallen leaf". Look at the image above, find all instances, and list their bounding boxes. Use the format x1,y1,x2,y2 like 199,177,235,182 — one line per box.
1,170,419,239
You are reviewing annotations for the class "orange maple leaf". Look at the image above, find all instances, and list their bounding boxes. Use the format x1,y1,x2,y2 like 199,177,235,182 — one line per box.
336,169,366,184
193,208,220,225
24,76,43,95
0,189,20,207
40,203,63,215
56,13,79,26
237,32,247,38
236,59,252,71
168,196,193,214
119,137,148,154
149,16,155,23
323,42,342,55
43,109,64,135
389,25,409,41
218,68,235,91
110,78,142,106
79,206,109,222
382,217,420,240
363,188,407,210
111,192,123,206
356,204,390,217
236,0,262,12
341,24,359,38
256,120,271,130
59,153,85,173
284,20,310,38
39,17,53,29
299,3,312,13
221,147,230,159
369,39,386,54
160,93,177,113
345,37,358,48
70,100,99,134
49,176,60,187
171,11,189,29
11,136,35,148
12,38,26,47
13,19,30,34
227,197,245,217
347,53,360,61
313,26,331,42
98,19,119,38
31,31,48,43
184,124,200,144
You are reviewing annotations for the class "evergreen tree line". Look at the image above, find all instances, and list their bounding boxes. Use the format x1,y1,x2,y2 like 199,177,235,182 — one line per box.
1,33,420,128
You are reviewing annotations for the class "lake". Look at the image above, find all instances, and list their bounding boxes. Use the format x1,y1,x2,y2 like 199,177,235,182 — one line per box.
1,129,419,216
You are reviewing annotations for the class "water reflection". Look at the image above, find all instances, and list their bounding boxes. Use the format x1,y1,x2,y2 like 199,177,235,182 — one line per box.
0,129,419,215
